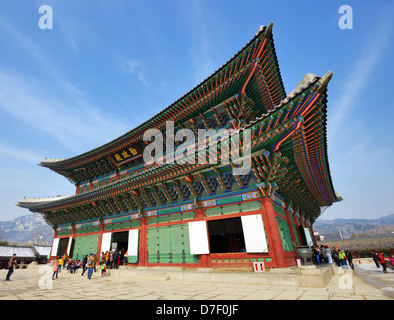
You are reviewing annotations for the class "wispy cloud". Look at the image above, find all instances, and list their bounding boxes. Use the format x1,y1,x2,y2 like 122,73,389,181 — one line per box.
0,13,129,152
0,13,85,99
181,0,215,84
329,10,393,139
0,143,42,164
120,58,149,86
0,69,128,152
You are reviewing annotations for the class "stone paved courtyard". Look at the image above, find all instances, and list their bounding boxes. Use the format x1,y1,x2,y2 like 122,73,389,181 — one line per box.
0,263,392,301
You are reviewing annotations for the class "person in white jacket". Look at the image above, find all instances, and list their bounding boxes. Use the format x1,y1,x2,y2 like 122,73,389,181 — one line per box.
325,246,333,264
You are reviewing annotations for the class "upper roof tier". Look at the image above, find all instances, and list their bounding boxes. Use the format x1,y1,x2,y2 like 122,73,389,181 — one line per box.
39,22,286,185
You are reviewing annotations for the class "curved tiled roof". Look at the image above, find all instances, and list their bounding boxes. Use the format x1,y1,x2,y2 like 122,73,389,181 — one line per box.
38,22,286,183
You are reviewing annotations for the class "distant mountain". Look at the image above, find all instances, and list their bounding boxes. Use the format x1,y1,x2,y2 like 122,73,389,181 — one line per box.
1,213,393,245
0,214,54,245
314,213,394,240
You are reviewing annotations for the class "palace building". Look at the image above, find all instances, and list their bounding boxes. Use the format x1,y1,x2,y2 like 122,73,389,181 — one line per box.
18,22,341,269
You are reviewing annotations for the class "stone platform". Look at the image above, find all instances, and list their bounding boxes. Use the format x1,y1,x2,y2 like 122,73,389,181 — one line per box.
0,263,392,300
107,265,334,288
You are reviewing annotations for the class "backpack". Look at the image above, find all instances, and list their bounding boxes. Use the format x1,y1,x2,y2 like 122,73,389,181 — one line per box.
87,258,93,266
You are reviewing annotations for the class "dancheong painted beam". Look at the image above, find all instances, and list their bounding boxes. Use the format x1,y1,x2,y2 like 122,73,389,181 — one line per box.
17,22,341,269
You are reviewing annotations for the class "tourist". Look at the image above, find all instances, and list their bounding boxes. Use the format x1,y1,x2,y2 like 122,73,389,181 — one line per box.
105,251,109,267
124,250,128,265
58,255,63,273
69,258,74,270
86,253,96,279
331,247,341,266
325,246,333,264
120,248,125,266
388,255,394,267
345,250,354,269
76,260,82,272
63,253,68,269
377,252,387,273
66,259,71,271
113,248,119,269
371,250,380,268
100,259,106,277
69,260,75,273
312,245,320,264
320,245,328,263
338,249,347,266
52,256,59,280
66,259,72,271
109,249,113,269
71,260,80,273
5,254,17,281
81,255,88,276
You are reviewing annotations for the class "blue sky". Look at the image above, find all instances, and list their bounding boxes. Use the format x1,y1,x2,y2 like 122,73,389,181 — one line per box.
0,0,393,221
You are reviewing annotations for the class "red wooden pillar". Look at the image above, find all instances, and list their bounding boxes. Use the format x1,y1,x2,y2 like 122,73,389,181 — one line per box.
284,202,297,255
96,222,104,264
260,196,287,268
139,212,147,266
293,211,304,246
49,230,58,262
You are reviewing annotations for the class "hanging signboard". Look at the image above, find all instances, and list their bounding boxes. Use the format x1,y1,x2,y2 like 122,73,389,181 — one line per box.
110,145,141,165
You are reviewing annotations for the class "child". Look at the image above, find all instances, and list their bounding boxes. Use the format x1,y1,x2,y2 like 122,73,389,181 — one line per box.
100,259,106,277
52,257,59,280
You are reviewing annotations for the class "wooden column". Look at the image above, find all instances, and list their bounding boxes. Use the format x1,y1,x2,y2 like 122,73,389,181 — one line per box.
260,195,287,268
138,210,147,266
48,228,59,262
293,207,304,246
96,220,104,264
284,201,298,254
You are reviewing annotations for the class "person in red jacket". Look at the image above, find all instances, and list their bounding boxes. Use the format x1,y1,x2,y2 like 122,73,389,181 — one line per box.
378,252,387,273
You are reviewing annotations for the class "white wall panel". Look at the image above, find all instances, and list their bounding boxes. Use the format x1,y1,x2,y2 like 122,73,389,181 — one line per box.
128,229,139,256
241,214,269,253
304,227,314,246
66,236,73,255
101,232,112,253
188,221,210,254
51,238,60,256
